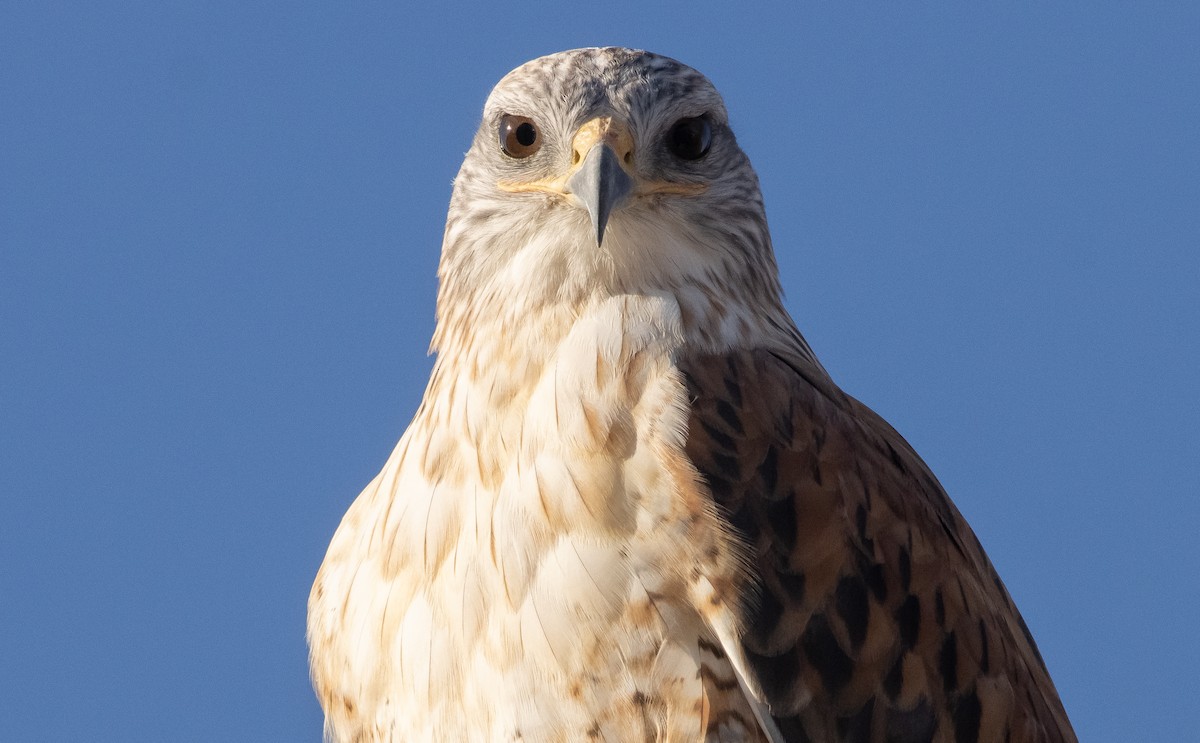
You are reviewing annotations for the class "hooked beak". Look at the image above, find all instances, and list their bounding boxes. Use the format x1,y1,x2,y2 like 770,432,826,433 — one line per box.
566,143,633,246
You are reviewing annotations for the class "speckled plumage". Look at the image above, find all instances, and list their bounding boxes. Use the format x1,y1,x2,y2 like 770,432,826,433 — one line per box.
308,47,1076,742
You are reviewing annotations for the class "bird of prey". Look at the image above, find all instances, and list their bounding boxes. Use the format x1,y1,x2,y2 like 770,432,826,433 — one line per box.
308,47,1076,743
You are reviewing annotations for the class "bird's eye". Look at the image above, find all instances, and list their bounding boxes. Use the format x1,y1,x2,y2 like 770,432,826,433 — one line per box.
499,115,541,158
665,116,712,161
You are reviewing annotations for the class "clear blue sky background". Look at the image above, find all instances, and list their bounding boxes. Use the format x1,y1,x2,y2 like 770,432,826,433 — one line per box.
2,3,1196,741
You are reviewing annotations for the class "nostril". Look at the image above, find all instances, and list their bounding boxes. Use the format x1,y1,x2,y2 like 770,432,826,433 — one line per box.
573,150,581,165
623,151,633,165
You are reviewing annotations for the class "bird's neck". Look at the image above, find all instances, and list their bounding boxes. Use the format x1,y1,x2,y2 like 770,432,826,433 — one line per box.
423,280,799,432
431,284,785,378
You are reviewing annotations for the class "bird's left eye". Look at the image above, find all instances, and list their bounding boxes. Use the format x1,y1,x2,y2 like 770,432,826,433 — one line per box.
665,116,712,161
499,115,542,158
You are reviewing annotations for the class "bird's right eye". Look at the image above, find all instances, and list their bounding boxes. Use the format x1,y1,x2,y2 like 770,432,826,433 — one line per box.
499,115,541,158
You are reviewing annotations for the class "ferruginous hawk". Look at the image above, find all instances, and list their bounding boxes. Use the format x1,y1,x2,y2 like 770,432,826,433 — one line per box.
308,47,1076,743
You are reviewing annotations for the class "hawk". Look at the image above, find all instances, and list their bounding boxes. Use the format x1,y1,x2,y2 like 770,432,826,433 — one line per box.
308,47,1076,743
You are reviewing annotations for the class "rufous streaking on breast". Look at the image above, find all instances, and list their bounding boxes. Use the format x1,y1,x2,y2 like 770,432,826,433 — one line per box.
308,47,1076,743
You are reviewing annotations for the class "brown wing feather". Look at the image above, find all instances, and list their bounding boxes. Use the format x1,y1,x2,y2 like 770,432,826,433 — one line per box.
681,347,1076,743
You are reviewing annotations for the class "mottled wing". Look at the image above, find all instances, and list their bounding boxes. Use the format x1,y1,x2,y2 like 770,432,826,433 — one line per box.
681,348,1076,743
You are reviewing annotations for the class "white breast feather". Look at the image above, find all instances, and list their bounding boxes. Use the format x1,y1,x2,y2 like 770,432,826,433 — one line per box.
309,293,741,742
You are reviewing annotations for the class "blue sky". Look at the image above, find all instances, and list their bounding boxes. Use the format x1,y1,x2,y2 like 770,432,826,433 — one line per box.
2,3,1197,741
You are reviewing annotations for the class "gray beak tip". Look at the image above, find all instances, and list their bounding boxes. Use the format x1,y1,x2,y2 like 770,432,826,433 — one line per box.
566,145,634,246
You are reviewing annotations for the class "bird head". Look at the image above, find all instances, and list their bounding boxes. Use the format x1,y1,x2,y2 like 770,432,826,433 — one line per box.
434,48,789,353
